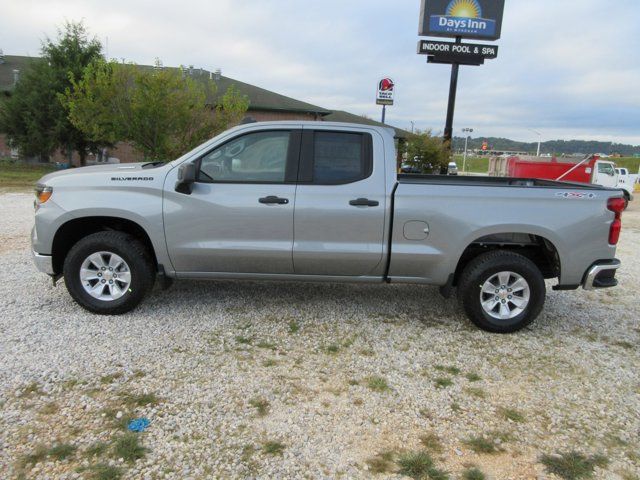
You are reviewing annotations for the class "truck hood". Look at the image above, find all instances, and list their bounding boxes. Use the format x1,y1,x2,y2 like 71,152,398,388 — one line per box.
38,162,165,184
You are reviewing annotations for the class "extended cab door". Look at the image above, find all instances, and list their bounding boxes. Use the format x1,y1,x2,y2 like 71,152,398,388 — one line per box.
164,128,301,274
292,127,387,276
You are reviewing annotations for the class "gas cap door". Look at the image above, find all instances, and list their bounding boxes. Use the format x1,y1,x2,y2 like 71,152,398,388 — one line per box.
403,221,430,241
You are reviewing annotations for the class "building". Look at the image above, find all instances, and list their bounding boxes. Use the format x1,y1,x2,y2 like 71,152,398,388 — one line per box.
0,53,409,164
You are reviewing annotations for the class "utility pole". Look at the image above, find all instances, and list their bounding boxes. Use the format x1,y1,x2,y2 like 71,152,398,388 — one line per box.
462,127,473,173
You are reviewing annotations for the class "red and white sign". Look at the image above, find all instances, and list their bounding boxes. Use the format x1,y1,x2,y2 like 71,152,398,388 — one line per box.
376,78,395,106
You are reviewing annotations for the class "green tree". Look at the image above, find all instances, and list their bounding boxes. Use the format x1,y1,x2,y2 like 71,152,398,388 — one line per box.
0,21,102,164
406,130,450,173
64,60,249,160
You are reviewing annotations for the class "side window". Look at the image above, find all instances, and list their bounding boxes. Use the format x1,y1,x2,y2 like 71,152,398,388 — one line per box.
312,132,372,184
598,163,615,176
199,131,290,183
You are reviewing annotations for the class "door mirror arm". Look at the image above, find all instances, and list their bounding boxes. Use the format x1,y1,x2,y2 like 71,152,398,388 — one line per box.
175,162,197,194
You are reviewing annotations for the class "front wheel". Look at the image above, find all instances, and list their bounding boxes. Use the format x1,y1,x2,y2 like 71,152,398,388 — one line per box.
457,250,546,333
63,232,155,315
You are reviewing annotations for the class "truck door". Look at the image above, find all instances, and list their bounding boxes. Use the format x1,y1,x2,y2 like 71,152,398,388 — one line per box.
163,128,301,274
292,128,387,276
593,161,618,188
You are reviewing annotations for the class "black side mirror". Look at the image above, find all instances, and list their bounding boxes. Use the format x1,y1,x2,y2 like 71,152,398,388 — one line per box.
175,162,197,194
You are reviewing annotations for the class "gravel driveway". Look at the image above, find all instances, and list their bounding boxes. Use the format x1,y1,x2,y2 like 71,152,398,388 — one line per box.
0,192,638,480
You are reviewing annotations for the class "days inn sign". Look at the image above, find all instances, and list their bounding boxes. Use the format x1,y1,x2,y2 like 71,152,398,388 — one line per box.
419,0,505,41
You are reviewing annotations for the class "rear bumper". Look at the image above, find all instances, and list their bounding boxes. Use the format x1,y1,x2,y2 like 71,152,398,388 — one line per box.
582,259,621,290
32,250,55,275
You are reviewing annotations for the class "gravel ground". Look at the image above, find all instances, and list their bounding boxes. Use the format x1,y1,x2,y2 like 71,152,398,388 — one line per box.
0,192,638,480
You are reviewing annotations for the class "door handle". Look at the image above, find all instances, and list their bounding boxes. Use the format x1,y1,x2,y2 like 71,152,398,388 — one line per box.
349,198,379,207
259,196,289,205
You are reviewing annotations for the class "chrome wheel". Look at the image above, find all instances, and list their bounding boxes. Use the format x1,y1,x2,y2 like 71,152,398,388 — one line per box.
479,271,530,320
79,251,131,301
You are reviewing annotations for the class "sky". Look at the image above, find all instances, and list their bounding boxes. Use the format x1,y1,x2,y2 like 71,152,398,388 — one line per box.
1,0,639,145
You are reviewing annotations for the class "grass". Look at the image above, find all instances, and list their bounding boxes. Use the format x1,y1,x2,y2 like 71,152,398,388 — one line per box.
419,433,444,454
0,160,56,189
288,320,300,334
539,451,608,480
501,407,526,423
464,387,486,398
434,377,453,388
19,446,49,466
112,433,146,462
86,463,123,480
366,451,395,474
462,467,487,480
85,442,110,457
435,365,461,375
262,359,277,367
100,372,123,384
48,443,77,460
249,397,270,416
121,392,159,407
17,381,42,398
40,401,60,415
235,335,252,345
452,155,490,174
464,436,500,454
397,451,449,479
257,341,277,350
465,373,482,382
366,376,390,392
325,343,340,354
262,440,286,455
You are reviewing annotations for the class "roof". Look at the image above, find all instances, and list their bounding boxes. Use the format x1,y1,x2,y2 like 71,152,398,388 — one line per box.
0,54,409,135
0,55,36,92
0,55,330,115
323,110,412,139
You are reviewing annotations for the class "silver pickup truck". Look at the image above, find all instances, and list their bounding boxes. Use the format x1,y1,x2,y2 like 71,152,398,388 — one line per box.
31,121,624,332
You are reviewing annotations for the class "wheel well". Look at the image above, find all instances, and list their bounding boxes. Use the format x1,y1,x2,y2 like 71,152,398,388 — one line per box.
51,217,157,275
453,233,560,286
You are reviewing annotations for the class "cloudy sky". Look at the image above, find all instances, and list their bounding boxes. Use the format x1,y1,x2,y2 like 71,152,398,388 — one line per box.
1,0,638,144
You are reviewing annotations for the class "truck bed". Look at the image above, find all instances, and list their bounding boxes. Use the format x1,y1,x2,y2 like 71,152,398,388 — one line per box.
397,174,608,190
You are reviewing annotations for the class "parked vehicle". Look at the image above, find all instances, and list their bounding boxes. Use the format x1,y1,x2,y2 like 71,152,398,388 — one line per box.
447,161,458,175
615,168,635,206
32,122,624,333
500,155,633,207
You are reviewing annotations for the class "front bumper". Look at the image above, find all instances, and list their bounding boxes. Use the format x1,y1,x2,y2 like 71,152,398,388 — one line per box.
582,259,621,290
32,250,55,275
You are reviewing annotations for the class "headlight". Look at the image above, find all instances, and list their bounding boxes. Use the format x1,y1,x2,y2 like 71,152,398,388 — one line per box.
35,184,53,208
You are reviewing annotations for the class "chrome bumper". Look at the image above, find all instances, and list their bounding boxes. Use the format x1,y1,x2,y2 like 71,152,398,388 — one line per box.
32,250,55,275
582,259,621,290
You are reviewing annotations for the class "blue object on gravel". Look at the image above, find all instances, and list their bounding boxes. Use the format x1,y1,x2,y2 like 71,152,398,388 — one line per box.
127,417,150,432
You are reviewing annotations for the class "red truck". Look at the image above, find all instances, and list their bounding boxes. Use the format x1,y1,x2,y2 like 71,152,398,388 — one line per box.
489,154,635,203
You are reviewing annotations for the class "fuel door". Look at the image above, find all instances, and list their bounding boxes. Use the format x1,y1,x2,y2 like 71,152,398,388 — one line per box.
403,221,430,241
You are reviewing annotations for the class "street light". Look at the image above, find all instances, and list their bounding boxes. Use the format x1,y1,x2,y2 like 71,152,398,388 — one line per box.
462,127,474,173
529,129,542,157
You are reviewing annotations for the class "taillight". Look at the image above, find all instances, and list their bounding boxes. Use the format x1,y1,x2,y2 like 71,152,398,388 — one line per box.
607,197,624,245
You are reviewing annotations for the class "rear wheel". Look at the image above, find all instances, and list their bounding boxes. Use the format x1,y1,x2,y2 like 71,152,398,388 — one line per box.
457,250,546,333
63,232,155,314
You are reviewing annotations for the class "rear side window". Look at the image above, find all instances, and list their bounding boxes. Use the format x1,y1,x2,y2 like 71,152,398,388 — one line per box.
300,131,372,185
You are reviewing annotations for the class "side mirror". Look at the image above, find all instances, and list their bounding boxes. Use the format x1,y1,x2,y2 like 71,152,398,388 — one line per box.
175,162,197,194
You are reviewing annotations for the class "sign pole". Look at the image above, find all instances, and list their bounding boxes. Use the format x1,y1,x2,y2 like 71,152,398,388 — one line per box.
443,36,462,153
381,104,386,124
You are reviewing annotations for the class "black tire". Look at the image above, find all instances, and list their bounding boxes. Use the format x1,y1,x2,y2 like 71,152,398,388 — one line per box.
63,231,155,315
457,250,546,333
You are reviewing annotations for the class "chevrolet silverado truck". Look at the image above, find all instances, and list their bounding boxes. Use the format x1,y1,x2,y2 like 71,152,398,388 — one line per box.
31,122,624,333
